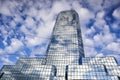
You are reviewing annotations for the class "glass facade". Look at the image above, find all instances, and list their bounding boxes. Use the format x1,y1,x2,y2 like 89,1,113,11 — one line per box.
46,10,84,77
0,10,120,80
68,64,119,80
0,58,55,80
46,10,84,57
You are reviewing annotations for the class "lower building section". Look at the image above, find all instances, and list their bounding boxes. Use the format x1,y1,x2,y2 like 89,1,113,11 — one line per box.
0,57,120,80
1,65,55,80
67,64,119,80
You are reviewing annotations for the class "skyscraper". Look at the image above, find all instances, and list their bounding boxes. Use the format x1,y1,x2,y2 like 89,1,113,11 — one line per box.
46,10,84,78
0,10,120,80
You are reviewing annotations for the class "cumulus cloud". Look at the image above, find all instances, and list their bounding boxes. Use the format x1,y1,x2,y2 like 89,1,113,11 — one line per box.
95,53,104,57
96,11,105,19
51,0,71,14
30,45,48,57
81,0,120,12
0,1,11,15
112,21,120,30
85,27,95,35
0,49,4,55
82,0,104,12
84,38,94,47
84,46,97,57
105,42,120,53
113,7,120,20
93,33,104,47
78,7,95,26
1,56,14,65
5,38,23,54
112,7,120,30
24,16,35,27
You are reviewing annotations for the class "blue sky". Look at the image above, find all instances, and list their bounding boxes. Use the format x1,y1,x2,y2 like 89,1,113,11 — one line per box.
0,0,120,68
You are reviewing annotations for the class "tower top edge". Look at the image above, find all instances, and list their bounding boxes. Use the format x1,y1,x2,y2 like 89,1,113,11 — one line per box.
59,10,78,14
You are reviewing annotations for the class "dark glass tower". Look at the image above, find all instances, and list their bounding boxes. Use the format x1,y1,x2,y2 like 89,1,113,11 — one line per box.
0,10,120,80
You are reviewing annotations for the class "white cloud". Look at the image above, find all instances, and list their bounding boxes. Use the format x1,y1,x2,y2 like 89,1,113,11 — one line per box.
84,0,103,12
25,36,41,47
92,11,116,46
75,6,95,43
5,38,23,54
112,21,120,30
24,21,51,47
102,25,115,42
51,0,71,14
113,7,120,20
0,0,20,16
14,14,23,23
10,20,16,28
77,7,95,25
84,46,97,57
81,0,120,12
72,1,82,10
96,11,105,19
85,26,95,36
105,42,120,53
84,38,94,47
24,16,35,27
1,56,14,65
27,7,38,17
93,24,116,47
103,0,120,10
94,19,106,29
0,49,4,55
18,51,28,58
93,33,103,47
95,53,104,57
0,2,11,15
20,25,30,35
30,45,48,57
